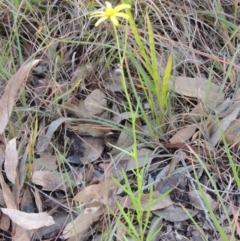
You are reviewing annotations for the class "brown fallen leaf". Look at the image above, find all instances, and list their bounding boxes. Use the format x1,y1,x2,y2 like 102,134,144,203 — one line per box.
163,142,214,157
109,121,133,155
80,136,105,164
84,89,107,115
169,125,197,144
121,191,173,211
1,208,55,230
21,186,34,213
0,169,17,209
189,190,215,211
210,106,240,146
156,173,183,194
62,204,105,239
0,59,40,134
73,180,116,204
0,213,10,231
36,117,67,153
169,76,223,104
31,170,82,191
62,100,92,118
4,138,18,184
33,155,58,171
0,188,6,207
13,225,31,241
36,213,72,240
153,204,199,222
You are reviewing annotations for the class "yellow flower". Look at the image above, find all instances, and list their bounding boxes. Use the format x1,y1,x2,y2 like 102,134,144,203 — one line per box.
90,1,131,27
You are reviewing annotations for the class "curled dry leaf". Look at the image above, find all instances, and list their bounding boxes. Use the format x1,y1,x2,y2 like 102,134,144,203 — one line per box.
4,138,18,184
1,208,55,230
84,89,107,115
0,59,40,134
169,125,197,144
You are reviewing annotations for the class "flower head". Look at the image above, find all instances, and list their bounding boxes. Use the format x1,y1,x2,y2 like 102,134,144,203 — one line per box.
90,1,131,27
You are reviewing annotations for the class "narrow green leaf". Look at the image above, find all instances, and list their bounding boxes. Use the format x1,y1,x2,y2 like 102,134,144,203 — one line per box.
161,53,172,109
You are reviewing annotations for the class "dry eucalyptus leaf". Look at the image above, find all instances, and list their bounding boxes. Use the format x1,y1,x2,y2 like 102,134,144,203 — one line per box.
0,59,40,134
210,106,240,146
33,187,43,213
80,136,105,164
13,225,30,241
189,190,215,210
73,180,116,204
109,122,133,155
33,155,58,171
62,204,105,239
0,213,10,231
153,205,199,222
21,186,34,213
156,173,183,194
0,170,17,209
169,76,223,104
118,148,153,172
103,68,123,92
32,171,64,191
71,64,94,82
121,191,173,211
0,189,6,207
36,117,67,153
84,89,107,115
37,213,72,240
1,208,55,230
32,170,82,191
170,125,197,144
225,120,240,145
62,101,92,118
4,138,18,184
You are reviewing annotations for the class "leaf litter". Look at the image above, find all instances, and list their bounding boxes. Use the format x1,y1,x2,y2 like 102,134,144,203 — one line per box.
0,1,239,240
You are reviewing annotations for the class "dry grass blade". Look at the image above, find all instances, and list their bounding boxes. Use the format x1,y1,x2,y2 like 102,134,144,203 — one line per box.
0,59,40,134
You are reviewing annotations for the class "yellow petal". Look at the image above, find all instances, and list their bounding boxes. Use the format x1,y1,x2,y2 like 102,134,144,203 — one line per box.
95,16,108,27
105,1,113,10
90,11,105,16
110,16,119,26
114,4,131,12
115,12,129,20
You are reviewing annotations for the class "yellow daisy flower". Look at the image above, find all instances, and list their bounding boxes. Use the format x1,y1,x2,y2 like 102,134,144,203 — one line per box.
90,1,131,27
